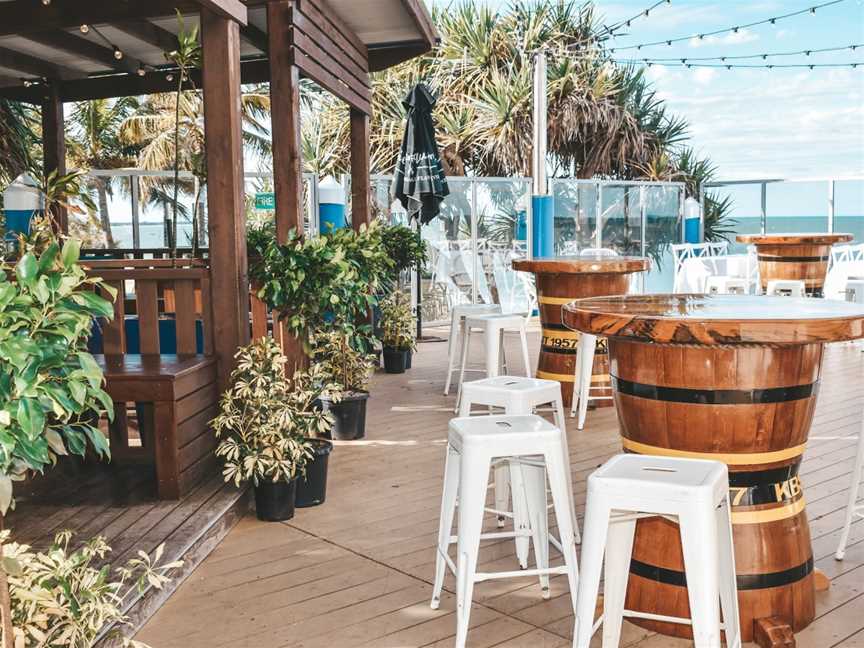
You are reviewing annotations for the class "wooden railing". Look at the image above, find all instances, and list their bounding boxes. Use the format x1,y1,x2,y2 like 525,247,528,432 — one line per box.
84,259,213,356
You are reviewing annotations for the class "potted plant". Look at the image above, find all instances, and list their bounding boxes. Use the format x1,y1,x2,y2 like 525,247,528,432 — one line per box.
0,530,179,647
310,331,375,441
212,337,315,521
287,363,341,508
380,291,416,374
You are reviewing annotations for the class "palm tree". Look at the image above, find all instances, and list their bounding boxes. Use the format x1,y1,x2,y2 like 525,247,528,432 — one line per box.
66,97,138,247
120,87,271,251
0,99,36,188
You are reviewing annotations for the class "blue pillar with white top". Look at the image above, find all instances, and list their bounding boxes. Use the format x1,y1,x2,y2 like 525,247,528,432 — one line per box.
3,174,41,245
318,176,347,233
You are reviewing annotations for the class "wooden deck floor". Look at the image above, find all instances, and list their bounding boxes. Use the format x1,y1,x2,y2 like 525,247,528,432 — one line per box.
136,325,864,648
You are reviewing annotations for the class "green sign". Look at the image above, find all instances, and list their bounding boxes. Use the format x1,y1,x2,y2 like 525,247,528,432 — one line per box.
255,192,275,210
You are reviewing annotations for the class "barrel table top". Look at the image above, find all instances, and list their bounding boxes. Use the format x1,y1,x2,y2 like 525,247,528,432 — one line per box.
562,294,864,346
736,233,852,246
512,255,650,274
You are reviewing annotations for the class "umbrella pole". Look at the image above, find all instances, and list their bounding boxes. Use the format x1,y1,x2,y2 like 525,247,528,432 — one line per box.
416,220,423,339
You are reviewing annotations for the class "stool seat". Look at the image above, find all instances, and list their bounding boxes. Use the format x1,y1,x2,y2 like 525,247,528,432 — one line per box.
444,304,502,396
705,275,747,295
465,312,527,327
590,454,728,506
448,414,558,451
767,279,806,297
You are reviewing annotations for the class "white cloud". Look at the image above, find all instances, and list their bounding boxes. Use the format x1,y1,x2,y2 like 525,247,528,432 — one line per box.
688,29,759,48
693,68,717,86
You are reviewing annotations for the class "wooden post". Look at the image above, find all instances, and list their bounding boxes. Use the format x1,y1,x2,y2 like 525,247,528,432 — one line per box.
201,8,250,392
266,0,306,372
41,82,67,233
350,108,371,232
267,0,304,243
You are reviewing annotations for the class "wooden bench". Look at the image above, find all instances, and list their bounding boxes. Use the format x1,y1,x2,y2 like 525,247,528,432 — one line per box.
87,260,219,499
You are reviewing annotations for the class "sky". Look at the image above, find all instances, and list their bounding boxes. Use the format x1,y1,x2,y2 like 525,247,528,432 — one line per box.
430,0,864,182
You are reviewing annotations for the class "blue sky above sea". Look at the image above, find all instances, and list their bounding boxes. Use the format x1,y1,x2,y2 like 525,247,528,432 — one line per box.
430,0,864,181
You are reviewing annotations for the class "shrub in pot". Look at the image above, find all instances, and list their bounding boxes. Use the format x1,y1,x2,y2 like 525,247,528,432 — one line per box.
0,530,179,647
380,291,416,374
310,331,375,441
213,337,317,521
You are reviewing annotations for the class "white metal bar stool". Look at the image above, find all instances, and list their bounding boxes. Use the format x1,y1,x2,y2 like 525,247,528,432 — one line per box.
458,376,581,563
455,312,531,410
705,276,747,295
834,415,864,561
570,333,612,429
574,454,740,648
846,279,864,304
444,303,502,396
767,279,806,297
432,415,580,648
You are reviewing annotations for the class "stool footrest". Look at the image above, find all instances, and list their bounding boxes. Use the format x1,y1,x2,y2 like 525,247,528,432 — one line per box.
623,610,693,626
474,565,570,582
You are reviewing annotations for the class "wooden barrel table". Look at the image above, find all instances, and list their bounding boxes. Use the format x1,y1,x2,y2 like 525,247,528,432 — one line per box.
737,233,852,297
563,294,864,648
512,256,649,409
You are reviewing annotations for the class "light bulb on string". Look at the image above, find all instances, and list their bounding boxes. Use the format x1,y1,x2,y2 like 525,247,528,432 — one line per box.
113,47,123,60
80,24,89,34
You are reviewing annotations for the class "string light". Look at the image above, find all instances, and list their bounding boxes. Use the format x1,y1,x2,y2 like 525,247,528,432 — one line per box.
619,43,864,63
80,24,126,64
79,24,89,34
613,58,864,69
602,0,671,37
606,0,849,51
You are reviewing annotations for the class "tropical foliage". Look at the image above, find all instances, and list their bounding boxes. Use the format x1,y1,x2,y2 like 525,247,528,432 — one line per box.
0,238,114,514
380,291,416,351
213,338,336,486
380,223,428,280
309,331,375,395
0,101,36,190
0,530,179,648
250,221,392,352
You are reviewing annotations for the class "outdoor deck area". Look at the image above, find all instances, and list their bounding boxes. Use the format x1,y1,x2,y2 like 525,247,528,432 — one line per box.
132,324,864,648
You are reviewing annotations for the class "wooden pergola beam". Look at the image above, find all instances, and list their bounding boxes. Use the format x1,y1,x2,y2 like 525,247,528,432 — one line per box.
0,0,206,37
112,21,179,52
195,0,248,25
41,83,67,233
0,46,82,80
22,31,144,75
201,7,250,391
350,109,371,231
241,24,269,53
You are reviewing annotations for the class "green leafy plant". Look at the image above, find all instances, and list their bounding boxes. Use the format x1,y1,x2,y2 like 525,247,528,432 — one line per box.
251,221,393,353
380,223,428,280
0,238,115,514
309,331,375,395
213,338,338,486
380,291,416,351
0,530,180,647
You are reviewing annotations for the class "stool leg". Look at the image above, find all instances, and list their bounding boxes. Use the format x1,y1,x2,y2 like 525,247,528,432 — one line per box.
544,446,579,613
521,461,550,597
571,337,582,418
498,328,506,375
519,323,531,378
577,335,597,430
483,325,499,379
431,445,460,610
836,431,864,560
444,313,461,395
455,453,491,648
574,494,610,648
494,463,511,531
601,516,636,648
507,460,531,569
455,326,472,414
679,507,723,648
716,496,741,648
553,395,580,545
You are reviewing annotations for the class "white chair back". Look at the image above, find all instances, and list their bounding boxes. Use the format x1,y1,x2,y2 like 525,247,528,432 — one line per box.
580,247,617,257
671,242,729,286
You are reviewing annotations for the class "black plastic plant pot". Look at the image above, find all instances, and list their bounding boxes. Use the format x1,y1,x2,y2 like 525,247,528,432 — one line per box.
319,391,369,440
406,349,413,369
382,346,409,374
254,478,297,522
295,439,333,508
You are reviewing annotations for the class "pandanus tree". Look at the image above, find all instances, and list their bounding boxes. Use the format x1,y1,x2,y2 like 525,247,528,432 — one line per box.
307,0,731,239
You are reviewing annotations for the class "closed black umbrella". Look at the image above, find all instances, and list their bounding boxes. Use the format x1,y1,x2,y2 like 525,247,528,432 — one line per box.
393,84,449,338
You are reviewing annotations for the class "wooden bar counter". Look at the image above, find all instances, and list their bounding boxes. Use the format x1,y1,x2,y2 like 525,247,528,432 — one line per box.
563,294,864,648
737,233,852,296
512,256,649,408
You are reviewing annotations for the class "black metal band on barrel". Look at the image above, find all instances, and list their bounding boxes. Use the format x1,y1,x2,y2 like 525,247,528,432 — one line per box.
757,254,829,262
541,345,578,355
630,556,813,590
542,322,570,331
729,461,802,506
612,376,818,405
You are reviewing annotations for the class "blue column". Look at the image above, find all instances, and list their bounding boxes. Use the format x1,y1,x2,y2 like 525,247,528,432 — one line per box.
531,195,554,258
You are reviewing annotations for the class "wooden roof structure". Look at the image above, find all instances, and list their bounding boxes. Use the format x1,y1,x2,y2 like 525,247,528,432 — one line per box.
0,0,437,389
